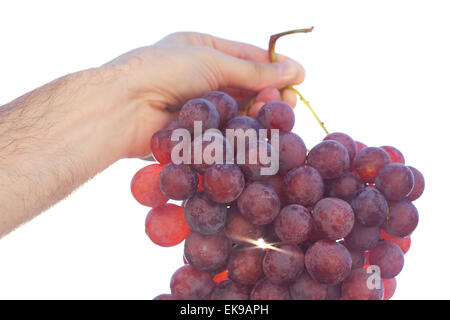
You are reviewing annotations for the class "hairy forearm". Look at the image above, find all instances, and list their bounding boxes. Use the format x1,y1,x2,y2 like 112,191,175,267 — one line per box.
0,67,145,236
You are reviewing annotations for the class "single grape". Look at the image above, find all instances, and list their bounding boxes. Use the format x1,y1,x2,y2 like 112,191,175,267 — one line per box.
184,191,227,235
351,187,388,227
352,147,390,183
324,132,357,162
237,182,280,225
275,131,307,175
375,163,414,201
191,132,232,174
382,278,397,300
250,278,291,300
170,265,215,300
224,205,265,245
153,294,177,300
264,174,289,206
369,241,404,279
326,172,364,203
151,128,181,164
382,200,419,237
312,198,355,241
159,163,198,200
237,140,275,181
381,146,405,164
224,116,261,151
380,229,411,254
210,280,251,300
145,204,190,247
341,268,384,300
184,230,230,271
262,244,305,284
179,98,220,132
326,283,342,300
131,164,168,207
203,164,245,203
355,141,367,152
227,246,265,285
283,165,324,207
307,140,350,179
202,91,238,128
256,100,295,132
289,271,328,300
273,204,313,243
340,241,366,270
305,240,352,285
406,166,425,201
344,222,380,252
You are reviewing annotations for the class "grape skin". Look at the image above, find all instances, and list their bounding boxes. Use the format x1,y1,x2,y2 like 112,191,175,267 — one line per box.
344,222,380,252
326,284,342,300
406,166,425,201
184,230,230,271
237,182,280,225
307,140,350,179
305,240,352,285
340,241,366,270
283,165,324,208
369,241,404,279
191,132,232,174
159,163,198,200
237,140,275,181
256,100,295,132
381,146,405,164
227,246,265,285
382,200,419,237
312,198,355,241
179,98,220,132
250,278,291,300
273,204,313,244
203,164,245,203
380,229,411,254
324,132,357,162
262,244,305,284
341,268,384,300
184,191,227,235
130,164,168,207
150,128,180,164
202,91,238,129
375,163,414,201
326,172,364,203
382,278,397,300
224,205,265,245
352,147,390,183
224,116,261,151
210,280,251,300
264,174,289,206
289,271,328,300
351,187,388,227
170,265,216,300
275,131,307,175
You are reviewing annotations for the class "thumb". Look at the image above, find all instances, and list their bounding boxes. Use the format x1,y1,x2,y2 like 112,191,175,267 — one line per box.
214,52,305,91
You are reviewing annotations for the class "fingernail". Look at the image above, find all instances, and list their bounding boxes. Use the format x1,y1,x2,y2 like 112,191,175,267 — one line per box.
277,60,301,80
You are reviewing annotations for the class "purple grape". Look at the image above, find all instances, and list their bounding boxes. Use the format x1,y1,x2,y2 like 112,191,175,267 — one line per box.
227,246,265,285
305,240,352,285
151,128,180,164
237,140,275,181
179,98,219,132
312,198,355,240
224,116,261,151
250,278,291,300
344,222,380,252
203,164,245,203
274,131,307,175
210,280,251,300
273,204,313,243
264,174,288,206
307,140,350,179
351,187,388,227
237,182,280,225
256,100,295,132
202,91,238,128
283,166,324,208
341,268,384,300
369,241,404,279
406,166,425,201
289,271,328,300
224,205,265,245
326,283,342,300
170,265,215,300
382,200,419,237
324,132,357,162
184,191,227,235
340,241,365,270
375,163,414,201
326,172,364,203
158,163,198,200
262,244,305,284
352,147,390,183
191,132,232,174
184,230,230,271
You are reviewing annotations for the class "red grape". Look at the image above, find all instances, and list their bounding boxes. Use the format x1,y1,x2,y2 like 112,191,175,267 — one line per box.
324,132,357,162
406,166,425,201
326,172,364,203
202,91,238,128
381,146,405,164
150,128,180,164
326,283,342,300
145,204,190,247
210,280,251,300
351,187,388,227
355,141,367,152
305,240,352,285
262,244,305,284
203,164,245,203
250,278,291,300
344,222,380,252
237,140,275,181
184,191,227,235
227,246,265,285
256,100,295,132
131,164,168,207
191,132,232,174
283,165,324,207
352,147,390,183
224,116,261,150
380,229,411,254
170,265,215,300
158,163,198,200
375,163,414,201
179,98,219,132
312,198,355,240
237,182,280,225
382,200,419,237
273,204,313,243
276,131,307,175
213,269,228,284
264,174,288,206
225,205,265,245
340,241,366,270
307,140,350,179
382,277,397,300
341,268,384,300
369,241,404,278
289,271,327,300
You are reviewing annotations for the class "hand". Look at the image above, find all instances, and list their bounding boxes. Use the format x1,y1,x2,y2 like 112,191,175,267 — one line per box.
106,32,305,158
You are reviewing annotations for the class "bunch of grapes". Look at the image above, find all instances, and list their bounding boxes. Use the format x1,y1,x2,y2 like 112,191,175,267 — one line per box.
130,87,424,300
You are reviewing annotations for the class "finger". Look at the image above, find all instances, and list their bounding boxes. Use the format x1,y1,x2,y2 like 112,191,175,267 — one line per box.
220,87,256,101
214,51,305,91
248,101,265,118
281,88,298,108
255,88,281,103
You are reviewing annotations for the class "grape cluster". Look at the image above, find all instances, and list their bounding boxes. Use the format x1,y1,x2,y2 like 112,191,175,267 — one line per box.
131,90,425,300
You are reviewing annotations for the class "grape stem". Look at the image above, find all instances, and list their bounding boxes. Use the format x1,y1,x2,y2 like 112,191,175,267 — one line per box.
268,27,329,135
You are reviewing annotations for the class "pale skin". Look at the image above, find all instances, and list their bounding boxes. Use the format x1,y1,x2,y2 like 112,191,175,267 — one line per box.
0,32,304,237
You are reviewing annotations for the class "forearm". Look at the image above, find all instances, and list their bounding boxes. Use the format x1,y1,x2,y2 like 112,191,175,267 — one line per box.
0,66,164,236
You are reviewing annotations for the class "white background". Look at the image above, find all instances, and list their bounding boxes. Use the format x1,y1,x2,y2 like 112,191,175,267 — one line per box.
0,0,448,299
